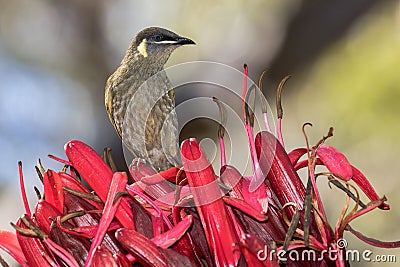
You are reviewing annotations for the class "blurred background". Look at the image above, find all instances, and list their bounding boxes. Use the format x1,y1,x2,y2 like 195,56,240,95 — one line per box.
1,0,399,266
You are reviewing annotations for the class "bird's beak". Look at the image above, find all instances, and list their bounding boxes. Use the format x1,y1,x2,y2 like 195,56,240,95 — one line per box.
175,37,196,45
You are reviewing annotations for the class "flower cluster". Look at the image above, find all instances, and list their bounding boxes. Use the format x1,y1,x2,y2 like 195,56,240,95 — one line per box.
0,66,398,266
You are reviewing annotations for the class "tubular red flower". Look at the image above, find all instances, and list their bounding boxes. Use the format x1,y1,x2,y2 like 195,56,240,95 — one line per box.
240,233,279,267
181,138,241,266
34,200,61,235
43,170,64,214
85,172,128,267
59,171,104,210
151,215,193,248
65,140,135,229
0,230,27,266
90,247,119,267
116,228,168,267
255,131,306,216
15,217,56,267
351,166,390,210
18,162,31,217
316,144,353,181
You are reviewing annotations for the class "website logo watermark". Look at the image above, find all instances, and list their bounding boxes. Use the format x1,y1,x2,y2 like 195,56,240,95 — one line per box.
257,238,397,263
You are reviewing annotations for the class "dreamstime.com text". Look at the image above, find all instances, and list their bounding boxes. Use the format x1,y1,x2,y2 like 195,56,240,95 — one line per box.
257,239,397,263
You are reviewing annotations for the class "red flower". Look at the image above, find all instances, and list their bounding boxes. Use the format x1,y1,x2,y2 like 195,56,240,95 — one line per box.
0,65,398,266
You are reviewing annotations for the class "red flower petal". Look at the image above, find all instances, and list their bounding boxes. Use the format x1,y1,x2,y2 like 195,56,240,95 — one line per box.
18,162,31,217
59,171,103,210
255,131,305,216
223,197,268,222
43,170,64,214
48,227,89,266
62,193,124,254
34,200,61,235
240,233,279,267
242,178,269,214
90,247,119,267
86,172,128,267
346,224,400,248
0,230,27,266
220,165,244,199
181,138,240,266
151,215,193,248
116,228,167,267
340,197,387,232
316,144,353,181
140,166,185,185
16,218,55,267
351,166,390,210
288,148,307,166
65,140,135,229
158,248,198,266
129,159,174,199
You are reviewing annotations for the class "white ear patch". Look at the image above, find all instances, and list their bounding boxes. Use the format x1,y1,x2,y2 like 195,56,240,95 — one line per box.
137,38,148,58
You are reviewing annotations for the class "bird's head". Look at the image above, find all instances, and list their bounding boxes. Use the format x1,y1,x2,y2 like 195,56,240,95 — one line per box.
132,27,195,65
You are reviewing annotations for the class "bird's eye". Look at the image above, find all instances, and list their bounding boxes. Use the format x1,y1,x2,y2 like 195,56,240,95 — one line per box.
154,35,162,42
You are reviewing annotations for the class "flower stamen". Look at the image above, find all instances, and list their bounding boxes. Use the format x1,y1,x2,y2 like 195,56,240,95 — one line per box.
257,68,271,132
212,97,227,167
276,75,291,147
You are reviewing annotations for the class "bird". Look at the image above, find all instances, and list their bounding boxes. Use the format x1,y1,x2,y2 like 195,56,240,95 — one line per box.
105,27,195,172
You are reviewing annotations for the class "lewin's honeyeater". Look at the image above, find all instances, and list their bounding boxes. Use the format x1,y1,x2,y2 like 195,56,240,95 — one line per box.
105,27,195,171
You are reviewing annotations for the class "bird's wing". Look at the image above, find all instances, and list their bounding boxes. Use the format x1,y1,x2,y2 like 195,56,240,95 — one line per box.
105,73,122,139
